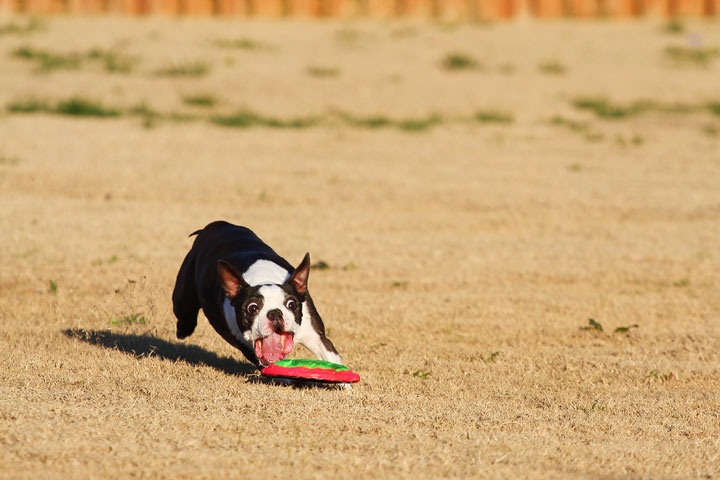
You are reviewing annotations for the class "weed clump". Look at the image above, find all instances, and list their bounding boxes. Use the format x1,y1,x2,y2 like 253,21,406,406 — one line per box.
215,38,267,50
12,46,83,72
664,45,719,67
442,52,479,71
55,98,121,117
538,60,567,75
0,18,45,36
572,97,650,119
474,110,514,124
211,110,317,129
155,62,209,77
7,97,49,113
306,66,340,78
396,114,442,132
662,18,685,34
182,94,217,108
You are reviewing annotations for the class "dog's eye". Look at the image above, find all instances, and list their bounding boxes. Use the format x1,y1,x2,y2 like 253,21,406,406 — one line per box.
285,299,296,310
246,302,259,315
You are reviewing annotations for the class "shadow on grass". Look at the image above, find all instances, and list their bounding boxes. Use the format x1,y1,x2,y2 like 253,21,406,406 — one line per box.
62,328,258,377
62,329,345,389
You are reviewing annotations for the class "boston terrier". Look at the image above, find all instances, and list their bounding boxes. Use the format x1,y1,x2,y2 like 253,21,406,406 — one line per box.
172,221,343,369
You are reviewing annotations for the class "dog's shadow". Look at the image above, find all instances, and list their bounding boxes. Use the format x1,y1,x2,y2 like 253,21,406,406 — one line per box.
63,328,259,377
62,328,343,389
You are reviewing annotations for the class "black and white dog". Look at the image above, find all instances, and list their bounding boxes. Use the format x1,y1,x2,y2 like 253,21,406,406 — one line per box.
172,221,343,368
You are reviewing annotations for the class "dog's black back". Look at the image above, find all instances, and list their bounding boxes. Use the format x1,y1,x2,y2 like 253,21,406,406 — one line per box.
172,221,294,363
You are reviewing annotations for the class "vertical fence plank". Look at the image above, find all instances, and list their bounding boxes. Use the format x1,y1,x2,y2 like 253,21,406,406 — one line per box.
672,0,705,14
249,0,284,15
288,0,320,15
433,0,469,19
23,0,65,12
566,0,599,15
704,0,719,14
397,0,433,17
365,0,395,17
216,0,248,15
180,0,214,14
145,0,180,14
530,0,565,17
604,0,634,15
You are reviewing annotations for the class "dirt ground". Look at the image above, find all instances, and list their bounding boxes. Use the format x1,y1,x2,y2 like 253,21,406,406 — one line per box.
1,15,719,479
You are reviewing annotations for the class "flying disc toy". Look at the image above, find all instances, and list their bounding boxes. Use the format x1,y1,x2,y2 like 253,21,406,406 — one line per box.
261,359,360,383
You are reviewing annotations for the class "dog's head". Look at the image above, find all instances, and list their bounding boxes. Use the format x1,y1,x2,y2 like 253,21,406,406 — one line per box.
217,254,310,367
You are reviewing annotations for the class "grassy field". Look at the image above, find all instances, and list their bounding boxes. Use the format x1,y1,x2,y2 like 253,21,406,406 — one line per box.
1,15,719,479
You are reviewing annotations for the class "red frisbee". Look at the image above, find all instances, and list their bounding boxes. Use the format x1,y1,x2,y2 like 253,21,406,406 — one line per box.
261,359,360,383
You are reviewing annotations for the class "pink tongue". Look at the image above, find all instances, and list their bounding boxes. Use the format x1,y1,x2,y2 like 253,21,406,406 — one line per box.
256,332,294,364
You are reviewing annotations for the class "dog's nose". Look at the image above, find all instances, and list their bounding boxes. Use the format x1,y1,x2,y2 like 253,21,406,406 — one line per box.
268,308,282,324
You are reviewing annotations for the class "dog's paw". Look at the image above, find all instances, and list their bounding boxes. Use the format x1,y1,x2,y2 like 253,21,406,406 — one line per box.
176,324,195,339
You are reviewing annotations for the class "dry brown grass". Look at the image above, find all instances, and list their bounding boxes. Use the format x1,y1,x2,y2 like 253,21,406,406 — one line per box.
1,16,720,479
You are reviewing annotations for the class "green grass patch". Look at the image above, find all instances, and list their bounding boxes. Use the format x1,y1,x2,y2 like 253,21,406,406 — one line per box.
664,45,719,67
442,52,479,71
0,18,45,36
182,94,217,108
49,280,57,294
567,163,582,172
396,114,442,132
128,103,161,128
580,318,603,331
110,313,146,326
311,260,331,270
0,154,20,166
662,18,685,34
307,66,340,78
474,110,513,124
550,115,590,132
215,38,267,50
103,52,138,73
211,109,317,129
706,102,720,116
55,97,121,117
483,351,500,363
614,324,639,333
616,134,644,147
12,46,84,72
702,124,719,137
336,112,392,129
7,97,49,113
549,116,606,143
572,97,704,119
154,62,209,77
12,46,138,74
572,97,652,119
538,60,567,75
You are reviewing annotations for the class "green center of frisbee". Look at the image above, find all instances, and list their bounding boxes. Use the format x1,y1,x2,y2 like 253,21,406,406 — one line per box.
271,359,349,371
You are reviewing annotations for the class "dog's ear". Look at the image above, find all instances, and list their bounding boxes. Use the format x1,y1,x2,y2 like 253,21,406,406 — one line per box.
217,260,248,298
289,253,311,294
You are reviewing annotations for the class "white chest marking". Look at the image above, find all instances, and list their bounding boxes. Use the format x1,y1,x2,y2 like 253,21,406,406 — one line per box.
242,260,290,286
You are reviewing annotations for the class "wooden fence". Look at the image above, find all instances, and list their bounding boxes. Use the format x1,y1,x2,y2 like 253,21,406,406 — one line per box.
1,0,718,18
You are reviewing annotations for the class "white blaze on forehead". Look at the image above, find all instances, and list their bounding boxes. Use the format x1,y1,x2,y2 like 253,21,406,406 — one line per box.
252,285,299,337
242,260,290,286
257,285,288,315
